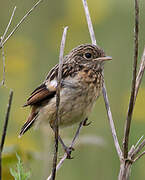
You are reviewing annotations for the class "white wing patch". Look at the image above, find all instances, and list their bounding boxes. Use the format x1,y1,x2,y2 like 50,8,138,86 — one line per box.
50,79,57,88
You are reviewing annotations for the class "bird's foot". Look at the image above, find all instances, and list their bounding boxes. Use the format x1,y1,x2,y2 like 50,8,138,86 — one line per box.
83,118,92,126
64,146,75,159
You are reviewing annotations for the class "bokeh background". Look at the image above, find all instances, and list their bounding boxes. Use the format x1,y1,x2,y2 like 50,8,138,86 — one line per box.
0,0,145,179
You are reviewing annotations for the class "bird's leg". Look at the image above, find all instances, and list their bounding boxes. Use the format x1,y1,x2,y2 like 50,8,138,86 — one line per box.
50,125,74,159
51,118,90,159
58,119,86,159
58,118,91,158
66,119,89,156
58,135,74,159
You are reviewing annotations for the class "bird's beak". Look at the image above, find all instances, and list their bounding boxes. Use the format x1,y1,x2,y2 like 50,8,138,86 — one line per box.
95,56,112,62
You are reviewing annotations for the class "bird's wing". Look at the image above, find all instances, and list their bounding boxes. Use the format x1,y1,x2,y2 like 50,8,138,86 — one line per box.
24,59,79,107
44,55,69,81
24,82,56,107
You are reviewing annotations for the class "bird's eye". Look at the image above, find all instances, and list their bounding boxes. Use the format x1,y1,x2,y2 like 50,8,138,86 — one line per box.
84,53,92,59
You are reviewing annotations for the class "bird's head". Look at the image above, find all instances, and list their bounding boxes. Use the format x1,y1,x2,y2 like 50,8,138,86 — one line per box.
66,44,112,70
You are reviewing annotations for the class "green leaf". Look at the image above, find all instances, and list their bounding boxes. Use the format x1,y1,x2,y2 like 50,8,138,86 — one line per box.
10,154,31,180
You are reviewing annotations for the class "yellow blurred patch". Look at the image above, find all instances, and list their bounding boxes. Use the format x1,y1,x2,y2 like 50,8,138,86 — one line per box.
12,105,29,125
6,56,28,74
123,88,145,121
66,0,110,26
6,36,35,58
48,0,111,51
4,36,36,74
6,136,37,152
134,88,145,120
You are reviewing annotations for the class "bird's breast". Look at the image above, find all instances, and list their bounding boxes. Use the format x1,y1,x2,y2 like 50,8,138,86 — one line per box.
77,68,104,96
37,69,103,128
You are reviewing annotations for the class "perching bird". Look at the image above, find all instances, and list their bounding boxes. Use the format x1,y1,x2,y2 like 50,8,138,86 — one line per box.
19,44,111,156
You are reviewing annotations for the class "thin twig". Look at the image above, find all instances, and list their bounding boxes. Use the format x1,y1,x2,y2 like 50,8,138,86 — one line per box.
1,0,45,48
135,47,145,100
127,48,145,159
0,38,6,86
0,90,13,179
102,85,123,159
0,7,16,85
128,49,145,158
47,120,84,180
123,0,139,158
1,7,17,43
134,151,145,162
0,0,44,85
47,154,67,180
81,0,97,46
51,27,68,180
131,139,145,160
81,0,122,160
135,135,144,148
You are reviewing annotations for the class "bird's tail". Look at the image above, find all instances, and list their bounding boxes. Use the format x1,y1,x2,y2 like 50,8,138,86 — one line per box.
19,109,38,138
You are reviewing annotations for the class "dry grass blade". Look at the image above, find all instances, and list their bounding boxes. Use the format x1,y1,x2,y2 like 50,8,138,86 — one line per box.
0,90,13,179
1,0,44,48
123,0,139,158
0,7,16,86
0,0,44,86
0,39,6,86
81,0,122,159
47,154,67,180
131,139,145,159
1,7,17,42
82,0,97,45
102,85,122,159
51,26,68,180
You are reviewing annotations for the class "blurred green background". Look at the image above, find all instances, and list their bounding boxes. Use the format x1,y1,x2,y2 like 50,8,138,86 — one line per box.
0,0,145,179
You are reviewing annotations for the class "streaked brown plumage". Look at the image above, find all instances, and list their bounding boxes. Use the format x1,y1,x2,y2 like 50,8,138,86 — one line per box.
19,44,112,137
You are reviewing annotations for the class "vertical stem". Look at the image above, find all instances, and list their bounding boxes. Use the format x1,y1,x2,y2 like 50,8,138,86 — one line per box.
51,27,68,180
0,90,13,180
118,161,132,180
123,0,139,159
82,0,97,45
82,0,122,160
102,85,122,159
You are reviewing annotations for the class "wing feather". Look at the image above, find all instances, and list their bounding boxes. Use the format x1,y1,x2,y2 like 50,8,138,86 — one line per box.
24,83,56,107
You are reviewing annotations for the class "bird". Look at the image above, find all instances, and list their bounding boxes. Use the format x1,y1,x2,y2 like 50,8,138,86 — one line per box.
19,44,111,157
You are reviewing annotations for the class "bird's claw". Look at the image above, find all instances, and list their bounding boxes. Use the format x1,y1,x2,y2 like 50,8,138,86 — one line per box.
83,118,92,126
65,146,75,159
